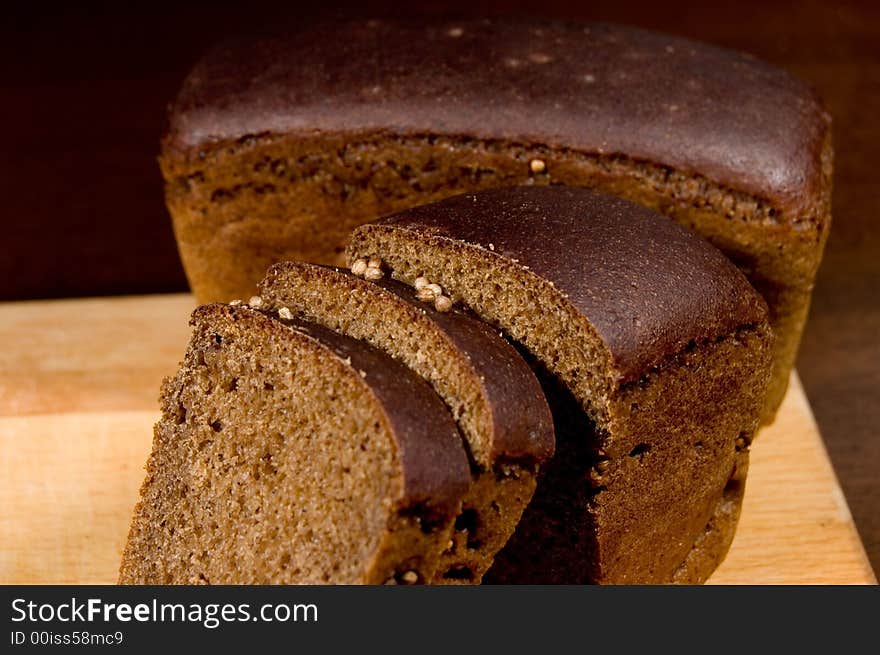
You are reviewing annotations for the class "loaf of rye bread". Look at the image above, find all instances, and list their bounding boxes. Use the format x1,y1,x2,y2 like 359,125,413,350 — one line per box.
161,18,831,420
118,304,472,584
349,187,774,583
121,187,771,584
258,261,555,583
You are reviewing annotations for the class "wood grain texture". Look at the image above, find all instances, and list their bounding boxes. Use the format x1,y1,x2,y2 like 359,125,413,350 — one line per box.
710,375,875,585
0,294,873,585
0,412,155,585
0,294,195,417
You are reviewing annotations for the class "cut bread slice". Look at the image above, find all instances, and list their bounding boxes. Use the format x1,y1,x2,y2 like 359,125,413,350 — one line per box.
258,261,554,583
348,186,774,583
119,303,470,584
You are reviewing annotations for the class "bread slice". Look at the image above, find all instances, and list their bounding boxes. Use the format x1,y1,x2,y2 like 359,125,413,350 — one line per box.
257,261,554,583
348,186,774,583
118,303,470,584
161,18,831,421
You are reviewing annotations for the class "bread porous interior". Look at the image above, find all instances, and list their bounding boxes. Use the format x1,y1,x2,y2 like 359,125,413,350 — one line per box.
260,266,494,467
346,231,620,582
349,228,616,424
119,308,402,584
439,464,537,584
259,264,544,584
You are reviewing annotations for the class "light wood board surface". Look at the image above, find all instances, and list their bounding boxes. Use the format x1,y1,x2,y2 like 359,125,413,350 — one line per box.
0,294,875,585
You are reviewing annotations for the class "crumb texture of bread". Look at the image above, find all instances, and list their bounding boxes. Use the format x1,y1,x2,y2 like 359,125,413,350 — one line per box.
118,304,470,584
349,187,773,583
160,19,831,420
258,261,555,583
258,262,554,466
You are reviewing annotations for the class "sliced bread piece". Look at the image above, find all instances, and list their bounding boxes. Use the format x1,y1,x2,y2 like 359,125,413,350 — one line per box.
119,303,470,584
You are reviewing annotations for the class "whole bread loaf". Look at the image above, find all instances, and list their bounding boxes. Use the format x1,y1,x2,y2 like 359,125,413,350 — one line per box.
161,18,831,419
349,187,774,583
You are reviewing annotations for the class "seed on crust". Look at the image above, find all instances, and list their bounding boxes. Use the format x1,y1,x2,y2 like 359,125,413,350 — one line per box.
364,266,384,281
350,259,368,277
434,295,453,312
416,287,436,303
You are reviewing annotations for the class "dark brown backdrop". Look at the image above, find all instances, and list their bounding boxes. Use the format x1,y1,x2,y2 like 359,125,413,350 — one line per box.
3,0,878,575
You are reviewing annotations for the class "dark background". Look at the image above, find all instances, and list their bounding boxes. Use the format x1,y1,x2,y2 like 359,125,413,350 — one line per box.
2,0,878,575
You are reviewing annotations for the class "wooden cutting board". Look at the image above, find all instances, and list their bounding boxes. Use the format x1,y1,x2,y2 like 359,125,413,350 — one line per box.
0,294,875,585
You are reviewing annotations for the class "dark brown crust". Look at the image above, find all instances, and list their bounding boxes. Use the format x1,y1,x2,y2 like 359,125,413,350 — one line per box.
165,18,830,220
375,276,554,463
262,261,554,464
365,186,768,383
215,305,471,513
